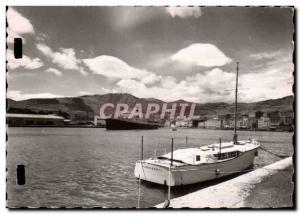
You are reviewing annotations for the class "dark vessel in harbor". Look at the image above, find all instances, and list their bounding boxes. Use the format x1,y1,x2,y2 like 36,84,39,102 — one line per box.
106,118,160,130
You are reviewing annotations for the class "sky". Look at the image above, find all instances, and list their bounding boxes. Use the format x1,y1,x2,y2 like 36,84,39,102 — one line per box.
6,6,294,103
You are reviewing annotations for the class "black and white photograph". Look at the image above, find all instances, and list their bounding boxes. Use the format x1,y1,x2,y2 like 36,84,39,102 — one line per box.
6,6,294,209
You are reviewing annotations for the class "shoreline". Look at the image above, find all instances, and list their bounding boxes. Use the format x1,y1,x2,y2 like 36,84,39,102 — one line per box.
6,126,293,132
156,157,293,208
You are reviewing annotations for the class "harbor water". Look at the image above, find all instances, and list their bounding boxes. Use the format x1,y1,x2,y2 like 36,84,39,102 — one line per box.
6,128,293,208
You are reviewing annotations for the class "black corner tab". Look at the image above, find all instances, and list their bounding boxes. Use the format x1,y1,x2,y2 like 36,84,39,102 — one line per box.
14,38,22,59
16,165,25,185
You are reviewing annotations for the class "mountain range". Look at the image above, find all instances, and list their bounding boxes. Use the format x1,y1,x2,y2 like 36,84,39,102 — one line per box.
7,93,294,120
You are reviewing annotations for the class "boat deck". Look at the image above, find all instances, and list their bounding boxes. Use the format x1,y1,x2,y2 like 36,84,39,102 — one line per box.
142,140,260,167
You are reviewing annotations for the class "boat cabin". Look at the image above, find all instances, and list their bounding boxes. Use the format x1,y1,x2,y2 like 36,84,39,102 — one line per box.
214,150,241,160
155,140,254,166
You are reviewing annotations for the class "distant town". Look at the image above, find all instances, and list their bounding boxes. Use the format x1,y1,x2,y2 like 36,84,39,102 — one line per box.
7,109,293,132
6,94,294,132
171,110,293,132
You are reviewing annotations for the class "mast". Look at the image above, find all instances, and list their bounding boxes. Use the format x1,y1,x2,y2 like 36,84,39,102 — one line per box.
219,138,222,159
141,136,143,160
171,138,174,166
168,138,174,201
233,62,239,144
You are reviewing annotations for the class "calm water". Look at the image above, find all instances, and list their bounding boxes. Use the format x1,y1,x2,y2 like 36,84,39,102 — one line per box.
6,128,293,208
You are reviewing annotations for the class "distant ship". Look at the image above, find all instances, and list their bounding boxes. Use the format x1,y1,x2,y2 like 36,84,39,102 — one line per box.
106,118,160,130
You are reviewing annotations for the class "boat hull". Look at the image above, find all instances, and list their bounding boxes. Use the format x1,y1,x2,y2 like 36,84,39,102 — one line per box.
106,118,160,130
134,148,258,186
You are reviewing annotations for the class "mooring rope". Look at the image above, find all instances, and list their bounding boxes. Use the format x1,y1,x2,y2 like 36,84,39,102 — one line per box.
259,145,288,159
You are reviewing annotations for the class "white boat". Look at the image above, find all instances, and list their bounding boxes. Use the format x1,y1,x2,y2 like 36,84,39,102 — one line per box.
134,62,261,186
134,139,260,186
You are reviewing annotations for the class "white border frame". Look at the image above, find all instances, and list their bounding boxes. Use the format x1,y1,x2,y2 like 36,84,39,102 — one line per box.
1,1,298,213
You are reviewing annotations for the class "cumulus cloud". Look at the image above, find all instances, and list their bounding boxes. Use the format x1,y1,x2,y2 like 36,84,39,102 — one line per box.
7,7,34,43
36,43,87,75
239,62,293,102
111,68,236,103
7,90,63,101
106,63,293,103
36,43,77,69
83,55,161,84
171,43,232,67
45,68,62,76
7,49,43,70
166,7,202,18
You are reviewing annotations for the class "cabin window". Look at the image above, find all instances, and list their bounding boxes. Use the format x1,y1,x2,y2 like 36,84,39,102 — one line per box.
228,151,238,158
196,155,200,161
214,151,239,160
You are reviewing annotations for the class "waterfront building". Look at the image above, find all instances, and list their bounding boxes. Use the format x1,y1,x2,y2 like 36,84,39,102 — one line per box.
223,119,234,129
249,112,256,118
205,118,223,129
218,114,230,121
248,117,257,129
247,112,257,129
94,116,106,127
191,118,207,128
6,113,64,127
268,111,281,128
255,111,264,119
279,110,293,126
70,111,93,121
237,114,249,129
175,120,191,128
198,120,206,128
257,116,270,130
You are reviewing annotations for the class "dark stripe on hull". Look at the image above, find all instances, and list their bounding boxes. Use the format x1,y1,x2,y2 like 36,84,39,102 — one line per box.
106,118,160,130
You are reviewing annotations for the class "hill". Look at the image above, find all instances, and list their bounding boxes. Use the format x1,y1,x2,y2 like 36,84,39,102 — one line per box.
7,93,294,120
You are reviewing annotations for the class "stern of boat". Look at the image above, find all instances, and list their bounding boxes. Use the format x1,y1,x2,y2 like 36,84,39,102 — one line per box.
134,160,176,186
134,160,143,179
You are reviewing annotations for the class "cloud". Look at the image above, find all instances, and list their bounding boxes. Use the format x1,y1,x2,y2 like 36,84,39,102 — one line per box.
249,50,287,60
166,7,202,18
36,43,87,75
107,63,293,103
171,43,232,67
109,7,163,31
45,68,62,76
78,91,93,96
7,7,34,43
7,49,43,70
7,90,63,101
79,67,88,76
83,55,161,84
36,43,77,69
239,62,293,102
36,33,47,42
112,68,236,103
